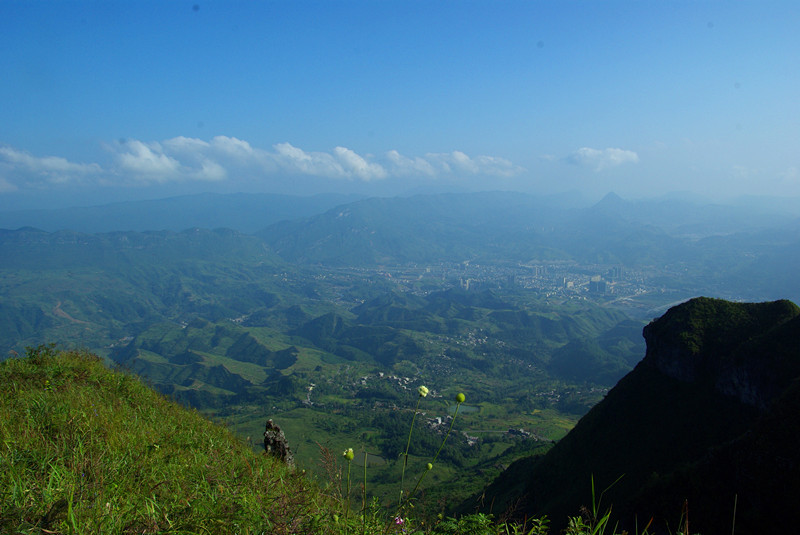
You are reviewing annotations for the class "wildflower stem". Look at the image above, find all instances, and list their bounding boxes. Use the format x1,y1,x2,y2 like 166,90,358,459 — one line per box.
344,459,351,532
398,394,423,508
362,450,367,535
401,398,463,511
431,401,461,465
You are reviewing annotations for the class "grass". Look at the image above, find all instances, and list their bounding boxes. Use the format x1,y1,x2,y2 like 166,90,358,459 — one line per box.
0,345,335,534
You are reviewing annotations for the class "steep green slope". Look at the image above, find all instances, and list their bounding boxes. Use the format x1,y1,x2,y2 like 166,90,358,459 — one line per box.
0,227,297,356
102,289,641,519
469,297,800,533
111,288,642,419
0,346,651,535
0,346,333,534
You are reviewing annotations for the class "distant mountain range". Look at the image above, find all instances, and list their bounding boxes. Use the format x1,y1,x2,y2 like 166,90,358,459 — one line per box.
0,192,362,234
255,191,799,267
251,192,800,303
468,297,800,533
3,190,800,304
1,190,796,238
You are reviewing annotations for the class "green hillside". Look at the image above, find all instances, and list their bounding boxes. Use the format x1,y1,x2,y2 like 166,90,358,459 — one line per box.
6,304,798,533
0,227,318,357
0,223,648,518
0,346,635,535
0,346,333,534
109,288,643,503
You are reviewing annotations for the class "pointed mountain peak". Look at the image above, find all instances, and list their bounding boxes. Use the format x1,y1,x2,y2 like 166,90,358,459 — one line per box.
597,191,627,206
586,192,630,218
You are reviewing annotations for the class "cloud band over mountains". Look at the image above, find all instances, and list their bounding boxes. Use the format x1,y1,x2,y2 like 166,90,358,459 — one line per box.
0,137,527,192
566,147,640,171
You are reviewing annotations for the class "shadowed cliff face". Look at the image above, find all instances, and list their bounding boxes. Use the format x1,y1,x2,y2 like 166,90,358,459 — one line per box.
643,297,800,409
469,297,800,533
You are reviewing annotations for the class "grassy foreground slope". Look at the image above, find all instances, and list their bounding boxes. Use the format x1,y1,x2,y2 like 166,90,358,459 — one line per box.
0,346,629,535
0,346,333,534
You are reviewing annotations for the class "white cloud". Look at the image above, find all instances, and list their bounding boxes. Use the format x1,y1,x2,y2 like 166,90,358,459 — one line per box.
113,139,391,183
196,159,227,182
333,146,387,181
271,145,523,181
114,140,181,180
162,136,210,153
269,143,388,180
162,135,275,176
450,150,479,173
0,147,102,184
210,136,255,158
111,139,229,182
0,146,102,188
385,150,437,177
472,154,523,177
424,150,524,177
273,142,344,177
0,138,525,193
567,147,639,171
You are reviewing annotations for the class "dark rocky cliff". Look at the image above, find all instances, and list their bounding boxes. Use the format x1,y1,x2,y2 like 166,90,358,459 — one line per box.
466,297,800,534
643,298,800,409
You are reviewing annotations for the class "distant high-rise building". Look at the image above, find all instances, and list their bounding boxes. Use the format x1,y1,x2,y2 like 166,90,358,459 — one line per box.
589,275,607,294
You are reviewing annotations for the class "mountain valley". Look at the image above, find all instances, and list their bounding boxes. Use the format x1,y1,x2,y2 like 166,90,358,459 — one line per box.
2,191,799,530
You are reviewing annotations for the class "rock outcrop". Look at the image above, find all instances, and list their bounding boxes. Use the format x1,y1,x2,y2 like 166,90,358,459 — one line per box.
642,297,800,409
263,419,294,466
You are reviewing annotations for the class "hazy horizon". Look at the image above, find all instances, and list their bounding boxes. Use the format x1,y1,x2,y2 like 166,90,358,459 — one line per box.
2,1,798,210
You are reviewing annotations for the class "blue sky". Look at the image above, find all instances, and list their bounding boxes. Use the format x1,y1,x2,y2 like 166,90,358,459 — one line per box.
1,1,798,209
